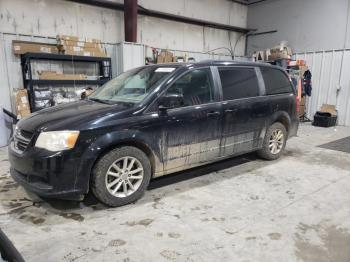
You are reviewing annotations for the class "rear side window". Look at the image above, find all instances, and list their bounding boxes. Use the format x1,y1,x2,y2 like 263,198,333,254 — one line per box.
261,67,292,95
218,67,259,100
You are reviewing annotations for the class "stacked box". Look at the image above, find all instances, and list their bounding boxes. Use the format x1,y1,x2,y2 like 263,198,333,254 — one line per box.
57,35,107,57
299,96,306,116
157,51,174,64
14,89,31,119
38,71,87,80
12,40,59,55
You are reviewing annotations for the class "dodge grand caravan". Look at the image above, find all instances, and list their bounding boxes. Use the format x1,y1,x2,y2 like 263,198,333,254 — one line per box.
9,61,299,207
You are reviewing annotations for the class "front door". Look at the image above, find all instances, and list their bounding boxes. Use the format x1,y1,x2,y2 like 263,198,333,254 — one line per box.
159,67,222,174
217,66,269,157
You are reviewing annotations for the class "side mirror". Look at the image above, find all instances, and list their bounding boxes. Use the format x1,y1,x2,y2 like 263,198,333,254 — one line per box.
158,93,184,112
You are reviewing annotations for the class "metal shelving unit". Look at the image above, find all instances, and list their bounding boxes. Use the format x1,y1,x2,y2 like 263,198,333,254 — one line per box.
21,52,112,111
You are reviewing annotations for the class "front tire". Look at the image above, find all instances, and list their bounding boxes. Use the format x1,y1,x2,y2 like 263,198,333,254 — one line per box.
257,122,287,160
91,146,151,207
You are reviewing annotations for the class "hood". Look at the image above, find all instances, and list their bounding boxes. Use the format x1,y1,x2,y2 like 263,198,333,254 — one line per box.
17,100,134,132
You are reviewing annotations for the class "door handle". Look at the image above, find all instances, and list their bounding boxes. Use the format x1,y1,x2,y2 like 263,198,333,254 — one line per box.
225,109,238,114
207,111,220,117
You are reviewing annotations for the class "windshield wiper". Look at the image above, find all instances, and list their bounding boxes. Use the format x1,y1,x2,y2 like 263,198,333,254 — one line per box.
88,98,115,105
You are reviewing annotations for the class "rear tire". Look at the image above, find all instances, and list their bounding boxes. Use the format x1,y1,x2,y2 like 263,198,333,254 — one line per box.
91,146,151,207
257,122,287,160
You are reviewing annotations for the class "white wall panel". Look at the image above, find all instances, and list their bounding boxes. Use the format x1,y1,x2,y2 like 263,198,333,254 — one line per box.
296,50,350,126
116,42,145,75
247,0,350,54
0,0,124,43
138,0,247,28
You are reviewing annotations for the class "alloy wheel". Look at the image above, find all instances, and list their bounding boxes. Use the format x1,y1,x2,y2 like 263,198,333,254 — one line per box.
105,156,144,198
269,129,284,154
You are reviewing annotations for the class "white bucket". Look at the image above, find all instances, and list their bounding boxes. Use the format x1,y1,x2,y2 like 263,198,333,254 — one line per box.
0,107,10,147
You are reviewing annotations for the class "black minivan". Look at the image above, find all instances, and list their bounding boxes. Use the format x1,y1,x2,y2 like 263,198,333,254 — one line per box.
9,61,299,207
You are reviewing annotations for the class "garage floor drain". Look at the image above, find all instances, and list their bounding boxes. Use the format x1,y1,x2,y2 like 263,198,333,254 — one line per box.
319,136,350,153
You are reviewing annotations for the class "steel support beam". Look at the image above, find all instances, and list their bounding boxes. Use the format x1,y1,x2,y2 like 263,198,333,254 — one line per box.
124,0,138,42
65,0,253,33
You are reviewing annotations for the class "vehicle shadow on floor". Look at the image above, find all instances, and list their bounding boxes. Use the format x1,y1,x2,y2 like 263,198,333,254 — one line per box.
41,152,264,211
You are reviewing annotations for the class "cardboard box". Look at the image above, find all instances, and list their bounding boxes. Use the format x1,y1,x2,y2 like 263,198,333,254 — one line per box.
12,40,59,55
58,40,102,49
38,71,87,80
57,35,101,44
299,105,305,116
60,45,105,53
268,46,292,61
320,104,337,116
64,50,107,57
56,35,85,42
14,89,31,119
157,51,174,64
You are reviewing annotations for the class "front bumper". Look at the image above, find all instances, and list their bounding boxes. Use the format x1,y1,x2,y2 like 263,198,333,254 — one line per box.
8,141,91,200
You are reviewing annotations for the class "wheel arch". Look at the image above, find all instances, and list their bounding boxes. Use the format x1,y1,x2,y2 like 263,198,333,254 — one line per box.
79,131,160,194
270,111,291,134
93,140,156,175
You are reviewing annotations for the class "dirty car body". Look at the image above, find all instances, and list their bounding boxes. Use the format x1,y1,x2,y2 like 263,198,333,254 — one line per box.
8,61,299,201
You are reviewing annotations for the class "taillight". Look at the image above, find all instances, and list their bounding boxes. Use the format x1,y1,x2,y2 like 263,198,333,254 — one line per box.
296,96,300,113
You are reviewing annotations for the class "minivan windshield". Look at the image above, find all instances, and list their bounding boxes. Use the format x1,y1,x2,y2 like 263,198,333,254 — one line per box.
89,66,177,104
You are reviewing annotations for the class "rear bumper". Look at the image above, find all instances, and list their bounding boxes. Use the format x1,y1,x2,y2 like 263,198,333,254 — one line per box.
8,141,92,200
289,118,299,138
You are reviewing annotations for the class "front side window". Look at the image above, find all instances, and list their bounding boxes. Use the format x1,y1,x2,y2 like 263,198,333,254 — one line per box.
261,67,293,95
89,66,177,104
218,67,259,100
165,68,214,107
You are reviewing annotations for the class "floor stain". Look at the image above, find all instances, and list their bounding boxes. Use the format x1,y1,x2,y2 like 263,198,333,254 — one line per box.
93,230,107,236
152,196,163,209
59,212,84,222
168,232,181,239
7,202,22,208
160,250,181,261
268,233,281,240
212,217,225,222
18,214,45,225
30,217,45,225
295,223,350,262
109,239,126,247
3,183,18,189
246,236,257,241
123,218,154,227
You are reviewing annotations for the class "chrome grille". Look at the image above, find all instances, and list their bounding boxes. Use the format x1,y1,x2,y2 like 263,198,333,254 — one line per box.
13,129,33,152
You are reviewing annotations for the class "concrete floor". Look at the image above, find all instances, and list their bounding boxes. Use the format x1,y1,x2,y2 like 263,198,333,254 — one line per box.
1,123,350,262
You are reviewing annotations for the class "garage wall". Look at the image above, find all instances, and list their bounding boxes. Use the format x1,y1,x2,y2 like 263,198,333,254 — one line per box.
0,0,247,54
247,0,350,53
0,0,248,113
247,0,350,126
296,50,350,126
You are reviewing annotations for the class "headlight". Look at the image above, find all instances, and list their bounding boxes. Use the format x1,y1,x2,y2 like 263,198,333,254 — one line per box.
35,131,80,151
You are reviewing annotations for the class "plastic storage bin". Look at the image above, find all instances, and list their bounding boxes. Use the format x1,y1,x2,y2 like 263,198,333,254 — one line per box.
312,112,337,127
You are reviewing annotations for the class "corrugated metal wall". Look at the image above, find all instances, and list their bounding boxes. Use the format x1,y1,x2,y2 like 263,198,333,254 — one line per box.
296,50,350,126
116,42,252,75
